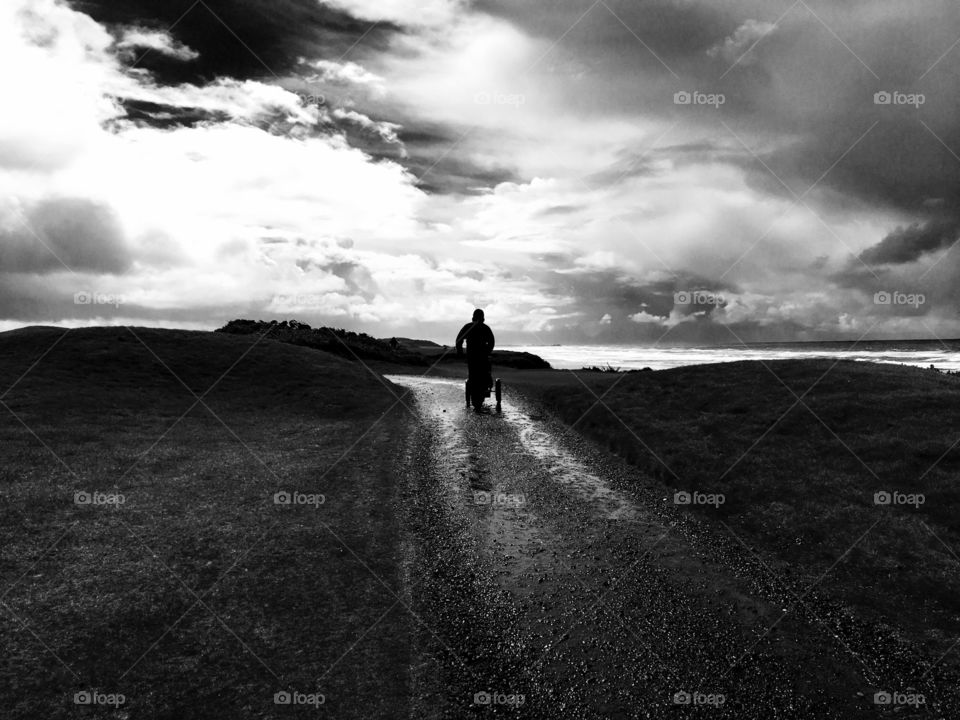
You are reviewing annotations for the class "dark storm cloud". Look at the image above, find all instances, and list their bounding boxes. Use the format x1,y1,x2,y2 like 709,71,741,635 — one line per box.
539,268,737,321
699,2,960,220
478,0,960,222
860,217,960,266
409,158,518,195
751,110,960,214
116,99,231,128
0,199,132,275
381,121,518,194
71,0,516,194
539,270,674,318
0,274,65,321
73,0,395,85
475,0,730,67
829,214,960,320
587,140,736,187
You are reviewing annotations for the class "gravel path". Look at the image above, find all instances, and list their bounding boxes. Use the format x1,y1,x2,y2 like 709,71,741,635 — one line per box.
390,375,943,719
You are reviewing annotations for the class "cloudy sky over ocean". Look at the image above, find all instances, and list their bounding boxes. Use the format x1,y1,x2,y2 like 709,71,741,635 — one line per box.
3,0,960,344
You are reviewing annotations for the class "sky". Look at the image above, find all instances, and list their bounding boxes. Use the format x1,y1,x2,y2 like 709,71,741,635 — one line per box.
2,0,960,345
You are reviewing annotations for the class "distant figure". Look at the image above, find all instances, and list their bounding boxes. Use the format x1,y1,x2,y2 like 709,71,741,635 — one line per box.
389,337,399,351
456,309,495,387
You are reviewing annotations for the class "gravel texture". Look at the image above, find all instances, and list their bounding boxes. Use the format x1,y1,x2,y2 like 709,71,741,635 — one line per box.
390,375,949,719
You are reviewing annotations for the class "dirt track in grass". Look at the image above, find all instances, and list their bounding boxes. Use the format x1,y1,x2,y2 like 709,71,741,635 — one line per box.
393,371,954,718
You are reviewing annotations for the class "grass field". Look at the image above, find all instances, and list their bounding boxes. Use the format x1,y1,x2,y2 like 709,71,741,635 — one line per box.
7,328,960,715
0,327,409,719
506,360,960,659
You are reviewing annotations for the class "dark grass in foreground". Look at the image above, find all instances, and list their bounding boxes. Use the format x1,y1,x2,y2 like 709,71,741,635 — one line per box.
0,327,409,719
507,360,960,660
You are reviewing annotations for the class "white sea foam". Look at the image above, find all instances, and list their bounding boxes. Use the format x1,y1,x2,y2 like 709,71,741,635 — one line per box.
508,344,960,372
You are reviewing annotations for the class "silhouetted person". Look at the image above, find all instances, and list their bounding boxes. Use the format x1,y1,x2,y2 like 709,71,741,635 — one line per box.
456,309,495,388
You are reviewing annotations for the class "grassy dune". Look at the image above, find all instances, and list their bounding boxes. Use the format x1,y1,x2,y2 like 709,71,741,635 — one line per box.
511,360,960,656
0,327,408,719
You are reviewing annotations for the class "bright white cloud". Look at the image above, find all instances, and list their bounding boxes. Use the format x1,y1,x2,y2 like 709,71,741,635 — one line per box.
0,0,122,171
301,58,386,94
707,19,778,67
0,0,434,326
332,108,403,145
318,0,464,27
116,27,200,62
629,311,663,324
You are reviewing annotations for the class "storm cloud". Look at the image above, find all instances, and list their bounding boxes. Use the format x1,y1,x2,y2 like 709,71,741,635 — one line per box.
4,0,960,341
859,217,960,266
0,198,132,274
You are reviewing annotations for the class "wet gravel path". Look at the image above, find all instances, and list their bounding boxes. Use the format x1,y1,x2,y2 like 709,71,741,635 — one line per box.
391,375,951,719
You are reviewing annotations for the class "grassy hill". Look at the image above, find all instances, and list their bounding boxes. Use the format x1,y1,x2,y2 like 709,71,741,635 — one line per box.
218,319,552,370
217,319,432,366
0,327,410,719
511,359,960,658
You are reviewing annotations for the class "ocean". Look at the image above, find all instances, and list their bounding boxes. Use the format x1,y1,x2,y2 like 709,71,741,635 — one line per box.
507,340,960,372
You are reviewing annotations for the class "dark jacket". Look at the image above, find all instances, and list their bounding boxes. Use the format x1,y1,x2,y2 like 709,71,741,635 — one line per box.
456,321,495,358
